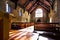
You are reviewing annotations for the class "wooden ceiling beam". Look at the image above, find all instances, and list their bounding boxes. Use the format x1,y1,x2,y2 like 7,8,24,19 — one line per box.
29,0,50,13
10,0,51,13
46,0,52,5
39,1,50,12
30,3,37,13
28,1,37,12
23,0,30,8
30,6,37,13
51,0,55,9
40,1,50,9
18,4,24,8
10,0,18,3
46,0,55,6
38,3,49,12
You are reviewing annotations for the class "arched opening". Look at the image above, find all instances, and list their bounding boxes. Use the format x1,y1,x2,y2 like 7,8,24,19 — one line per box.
35,8,43,17
35,8,43,22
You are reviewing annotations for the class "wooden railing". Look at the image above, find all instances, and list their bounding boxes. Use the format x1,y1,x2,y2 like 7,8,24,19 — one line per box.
11,22,60,31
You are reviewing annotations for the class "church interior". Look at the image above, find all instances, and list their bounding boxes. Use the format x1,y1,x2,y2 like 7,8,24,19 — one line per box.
0,0,60,40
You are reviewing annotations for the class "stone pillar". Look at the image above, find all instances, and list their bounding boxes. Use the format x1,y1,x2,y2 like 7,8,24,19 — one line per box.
57,0,60,23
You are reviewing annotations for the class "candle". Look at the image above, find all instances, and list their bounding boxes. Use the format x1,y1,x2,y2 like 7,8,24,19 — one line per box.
50,17,52,23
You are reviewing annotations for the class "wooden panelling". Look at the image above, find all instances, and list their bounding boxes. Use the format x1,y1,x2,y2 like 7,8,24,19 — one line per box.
11,22,59,31
0,11,10,40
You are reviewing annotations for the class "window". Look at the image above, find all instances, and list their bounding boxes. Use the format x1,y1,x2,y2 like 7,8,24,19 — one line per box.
35,8,43,17
6,1,12,13
19,9,22,16
6,1,8,12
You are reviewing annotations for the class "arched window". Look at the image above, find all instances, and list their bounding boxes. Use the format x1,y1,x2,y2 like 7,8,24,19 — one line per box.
35,8,43,17
6,1,12,13
19,9,22,16
6,1,8,12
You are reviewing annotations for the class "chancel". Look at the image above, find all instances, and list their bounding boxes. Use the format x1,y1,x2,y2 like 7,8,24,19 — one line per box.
0,0,60,40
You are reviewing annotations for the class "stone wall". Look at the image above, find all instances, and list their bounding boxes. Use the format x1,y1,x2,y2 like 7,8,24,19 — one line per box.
30,5,47,22
0,0,6,12
57,0,60,23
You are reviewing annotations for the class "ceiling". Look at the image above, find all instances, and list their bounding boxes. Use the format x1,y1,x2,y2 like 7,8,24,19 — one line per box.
10,0,55,13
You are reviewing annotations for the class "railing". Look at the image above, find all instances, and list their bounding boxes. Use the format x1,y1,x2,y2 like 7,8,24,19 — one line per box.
11,22,60,31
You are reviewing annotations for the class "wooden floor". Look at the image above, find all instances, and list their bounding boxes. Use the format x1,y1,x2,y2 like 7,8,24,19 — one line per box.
9,30,30,40
9,29,60,40
9,23,60,40
9,30,39,40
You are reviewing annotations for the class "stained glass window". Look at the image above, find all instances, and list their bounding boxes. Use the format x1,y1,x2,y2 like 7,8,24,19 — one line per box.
35,8,43,17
